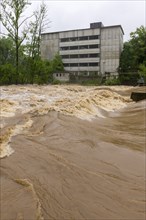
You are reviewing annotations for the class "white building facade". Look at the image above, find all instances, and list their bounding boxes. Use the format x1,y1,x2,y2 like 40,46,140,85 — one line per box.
41,22,124,77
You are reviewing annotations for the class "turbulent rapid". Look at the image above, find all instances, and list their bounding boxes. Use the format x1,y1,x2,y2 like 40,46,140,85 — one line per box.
0,85,146,220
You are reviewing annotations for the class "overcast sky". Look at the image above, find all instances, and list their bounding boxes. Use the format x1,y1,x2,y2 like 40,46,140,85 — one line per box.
1,0,145,42
30,0,145,41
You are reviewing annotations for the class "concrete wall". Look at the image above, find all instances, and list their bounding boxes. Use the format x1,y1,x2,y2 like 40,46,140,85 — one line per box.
41,33,59,60
100,27,123,74
53,72,70,82
59,28,100,38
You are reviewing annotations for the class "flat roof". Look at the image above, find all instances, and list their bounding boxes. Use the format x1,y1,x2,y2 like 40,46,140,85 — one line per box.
41,25,124,36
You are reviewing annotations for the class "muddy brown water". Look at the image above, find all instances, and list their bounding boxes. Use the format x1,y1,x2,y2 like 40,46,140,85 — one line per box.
0,85,146,220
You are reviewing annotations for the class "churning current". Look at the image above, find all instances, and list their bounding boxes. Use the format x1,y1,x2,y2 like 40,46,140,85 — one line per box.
0,85,145,220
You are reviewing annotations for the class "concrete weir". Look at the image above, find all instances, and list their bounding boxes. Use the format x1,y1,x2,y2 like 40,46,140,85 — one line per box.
131,88,146,102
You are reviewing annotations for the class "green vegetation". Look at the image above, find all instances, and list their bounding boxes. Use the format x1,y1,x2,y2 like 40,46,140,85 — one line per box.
0,38,64,85
81,79,102,86
119,26,146,85
104,78,120,86
139,64,146,81
0,1,145,85
0,0,64,85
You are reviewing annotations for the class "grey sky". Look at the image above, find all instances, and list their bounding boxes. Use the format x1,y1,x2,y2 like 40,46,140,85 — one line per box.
1,0,145,42
29,0,145,41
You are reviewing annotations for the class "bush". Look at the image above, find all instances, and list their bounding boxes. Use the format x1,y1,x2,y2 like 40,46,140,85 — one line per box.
52,79,61,85
104,78,121,85
0,64,17,85
119,72,139,85
81,78,102,86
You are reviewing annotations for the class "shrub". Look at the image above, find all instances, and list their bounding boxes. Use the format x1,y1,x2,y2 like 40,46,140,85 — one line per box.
0,64,17,85
104,78,121,85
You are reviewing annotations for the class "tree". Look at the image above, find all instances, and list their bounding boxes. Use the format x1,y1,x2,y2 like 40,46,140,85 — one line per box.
26,2,50,59
51,53,64,72
130,26,146,65
119,41,135,72
0,63,18,85
119,26,146,73
0,37,15,65
0,0,33,79
139,64,146,81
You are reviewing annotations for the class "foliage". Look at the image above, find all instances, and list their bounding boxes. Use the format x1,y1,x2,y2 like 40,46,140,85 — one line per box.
138,64,146,81
119,26,146,73
119,72,139,86
0,37,15,65
26,2,50,59
119,41,137,72
81,78,102,86
52,79,61,85
51,53,64,72
0,0,58,85
0,39,63,84
130,26,146,65
0,0,33,76
0,63,17,85
15,56,58,84
104,78,121,86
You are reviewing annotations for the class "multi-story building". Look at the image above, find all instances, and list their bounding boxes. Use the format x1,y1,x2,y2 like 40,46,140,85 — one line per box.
41,22,124,77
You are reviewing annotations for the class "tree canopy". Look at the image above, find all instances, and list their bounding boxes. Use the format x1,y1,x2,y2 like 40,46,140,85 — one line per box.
119,26,146,73
0,0,64,85
0,36,64,85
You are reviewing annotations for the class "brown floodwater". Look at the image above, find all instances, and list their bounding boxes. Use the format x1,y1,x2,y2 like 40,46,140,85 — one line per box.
0,85,146,220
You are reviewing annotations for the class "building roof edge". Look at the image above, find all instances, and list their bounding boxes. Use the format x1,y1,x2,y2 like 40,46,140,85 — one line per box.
101,25,124,34
41,24,124,36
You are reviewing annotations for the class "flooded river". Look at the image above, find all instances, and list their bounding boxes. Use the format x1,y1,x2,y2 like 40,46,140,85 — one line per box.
0,85,146,219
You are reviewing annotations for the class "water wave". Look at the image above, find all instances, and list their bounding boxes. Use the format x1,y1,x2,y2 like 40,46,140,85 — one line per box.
0,85,145,219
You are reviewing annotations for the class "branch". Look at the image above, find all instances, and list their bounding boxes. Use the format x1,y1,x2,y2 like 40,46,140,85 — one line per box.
1,10,16,33
0,32,9,37
0,23,15,40
18,14,34,28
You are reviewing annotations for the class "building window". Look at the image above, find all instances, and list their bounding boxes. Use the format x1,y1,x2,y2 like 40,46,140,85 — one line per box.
60,36,89,42
89,35,99,40
79,54,88,58
64,63,70,67
61,55,69,59
60,35,99,43
62,53,99,59
89,53,99,58
60,38,69,42
60,45,99,51
70,63,79,67
70,46,78,50
89,44,99,49
70,37,78,41
79,63,88,67
79,45,88,49
78,36,88,41
60,46,69,50
89,62,99,66
70,54,79,58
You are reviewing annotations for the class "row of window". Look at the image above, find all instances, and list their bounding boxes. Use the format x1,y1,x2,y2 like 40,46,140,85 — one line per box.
61,53,100,59
60,35,99,42
72,71,99,75
64,62,99,67
60,44,99,51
